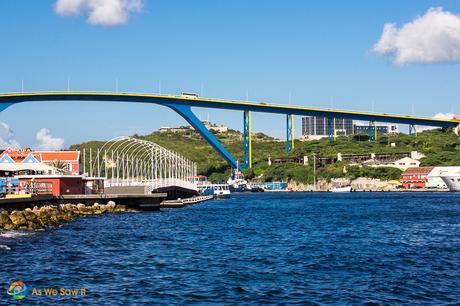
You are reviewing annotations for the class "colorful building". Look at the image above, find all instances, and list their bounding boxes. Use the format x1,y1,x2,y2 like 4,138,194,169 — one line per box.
0,148,80,175
16,175,83,196
400,167,434,189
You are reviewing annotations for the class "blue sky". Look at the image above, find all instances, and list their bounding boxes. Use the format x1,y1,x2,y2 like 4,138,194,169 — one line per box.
1,0,460,149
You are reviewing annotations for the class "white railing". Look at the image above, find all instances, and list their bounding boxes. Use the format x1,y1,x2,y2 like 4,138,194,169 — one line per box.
104,178,197,191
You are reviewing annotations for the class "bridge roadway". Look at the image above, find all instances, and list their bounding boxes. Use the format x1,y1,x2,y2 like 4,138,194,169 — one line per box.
1,92,459,169
1,91,459,127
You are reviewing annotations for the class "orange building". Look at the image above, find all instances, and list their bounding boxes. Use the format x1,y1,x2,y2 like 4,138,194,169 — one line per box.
400,167,434,189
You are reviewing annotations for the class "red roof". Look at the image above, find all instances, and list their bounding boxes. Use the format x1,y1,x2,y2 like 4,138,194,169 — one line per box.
402,167,434,176
0,148,41,163
38,151,80,162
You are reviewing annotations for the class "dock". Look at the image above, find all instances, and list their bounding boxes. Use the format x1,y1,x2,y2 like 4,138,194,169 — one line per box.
0,193,216,212
161,195,214,208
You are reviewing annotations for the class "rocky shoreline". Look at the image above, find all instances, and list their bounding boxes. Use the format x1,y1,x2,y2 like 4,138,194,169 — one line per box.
0,202,134,231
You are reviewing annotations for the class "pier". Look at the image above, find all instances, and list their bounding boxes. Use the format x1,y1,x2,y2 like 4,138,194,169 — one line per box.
161,195,214,208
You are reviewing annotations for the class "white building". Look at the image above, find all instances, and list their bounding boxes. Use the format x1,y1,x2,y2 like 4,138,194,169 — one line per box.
391,157,421,171
353,122,399,135
360,152,424,171
426,166,460,189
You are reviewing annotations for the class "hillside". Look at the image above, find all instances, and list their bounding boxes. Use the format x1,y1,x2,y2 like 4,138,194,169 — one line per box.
70,128,460,183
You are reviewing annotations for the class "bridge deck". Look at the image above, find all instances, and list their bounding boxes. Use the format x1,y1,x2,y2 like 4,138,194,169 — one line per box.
1,91,459,127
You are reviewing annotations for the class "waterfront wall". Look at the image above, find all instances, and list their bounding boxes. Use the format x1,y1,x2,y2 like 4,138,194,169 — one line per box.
0,201,133,231
288,177,403,192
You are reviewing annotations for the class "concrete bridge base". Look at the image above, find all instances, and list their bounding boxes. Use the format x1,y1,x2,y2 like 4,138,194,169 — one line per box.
153,186,198,200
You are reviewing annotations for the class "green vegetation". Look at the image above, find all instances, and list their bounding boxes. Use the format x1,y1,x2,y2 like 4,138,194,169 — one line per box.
70,127,459,183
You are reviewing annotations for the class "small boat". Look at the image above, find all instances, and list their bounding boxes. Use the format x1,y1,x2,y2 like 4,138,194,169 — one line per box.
197,184,231,198
440,173,460,192
331,185,352,193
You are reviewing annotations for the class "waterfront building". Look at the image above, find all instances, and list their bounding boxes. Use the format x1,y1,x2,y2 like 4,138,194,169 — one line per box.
249,181,288,191
400,167,434,189
301,116,353,139
14,175,104,196
38,151,80,175
0,163,57,177
353,122,399,135
0,148,80,175
15,175,83,195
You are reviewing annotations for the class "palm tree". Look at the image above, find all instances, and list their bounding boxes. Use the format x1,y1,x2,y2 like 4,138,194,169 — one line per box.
49,160,67,174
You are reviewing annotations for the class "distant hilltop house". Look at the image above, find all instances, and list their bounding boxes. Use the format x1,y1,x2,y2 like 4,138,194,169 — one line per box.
361,156,420,171
159,126,192,134
0,147,80,176
159,121,229,134
202,121,229,133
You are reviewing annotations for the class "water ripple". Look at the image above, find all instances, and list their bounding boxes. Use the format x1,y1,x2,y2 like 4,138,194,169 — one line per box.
0,192,459,304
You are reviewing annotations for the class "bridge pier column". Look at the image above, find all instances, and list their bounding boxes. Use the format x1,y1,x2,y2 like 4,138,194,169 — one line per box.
286,114,294,153
243,111,252,168
369,121,377,143
327,117,336,141
409,124,417,137
166,103,241,170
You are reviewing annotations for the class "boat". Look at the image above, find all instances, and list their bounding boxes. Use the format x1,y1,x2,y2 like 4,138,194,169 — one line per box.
440,173,460,192
197,184,231,198
227,167,252,192
331,185,352,193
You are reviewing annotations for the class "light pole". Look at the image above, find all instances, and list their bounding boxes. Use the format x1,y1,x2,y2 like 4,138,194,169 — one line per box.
313,152,316,191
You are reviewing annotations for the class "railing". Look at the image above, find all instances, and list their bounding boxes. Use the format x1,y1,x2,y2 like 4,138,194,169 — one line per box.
104,178,197,191
1,185,53,196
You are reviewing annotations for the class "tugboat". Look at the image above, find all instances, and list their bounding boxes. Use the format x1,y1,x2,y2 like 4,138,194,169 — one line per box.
227,168,251,192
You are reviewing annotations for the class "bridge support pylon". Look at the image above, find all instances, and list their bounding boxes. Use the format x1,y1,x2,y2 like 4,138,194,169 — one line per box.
243,110,252,168
327,117,336,141
409,124,417,137
166,103,241,170
369,121,377,143
286,114,294,153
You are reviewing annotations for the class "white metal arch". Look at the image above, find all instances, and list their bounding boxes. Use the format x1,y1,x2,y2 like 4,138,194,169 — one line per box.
83,136,197,191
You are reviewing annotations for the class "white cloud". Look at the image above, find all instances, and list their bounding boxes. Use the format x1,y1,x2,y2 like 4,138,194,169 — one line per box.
0,122,20,150
416,112,456,132
36,128,65,151
373,7,460,65
54,0,143,26
433,112,455,120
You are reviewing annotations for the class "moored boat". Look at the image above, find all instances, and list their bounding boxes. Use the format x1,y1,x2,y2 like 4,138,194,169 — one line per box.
197,184,231,198
331,185,352,193
440,174,460,192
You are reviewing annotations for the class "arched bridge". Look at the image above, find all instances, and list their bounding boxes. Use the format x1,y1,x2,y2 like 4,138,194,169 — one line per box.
1,91,459,170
